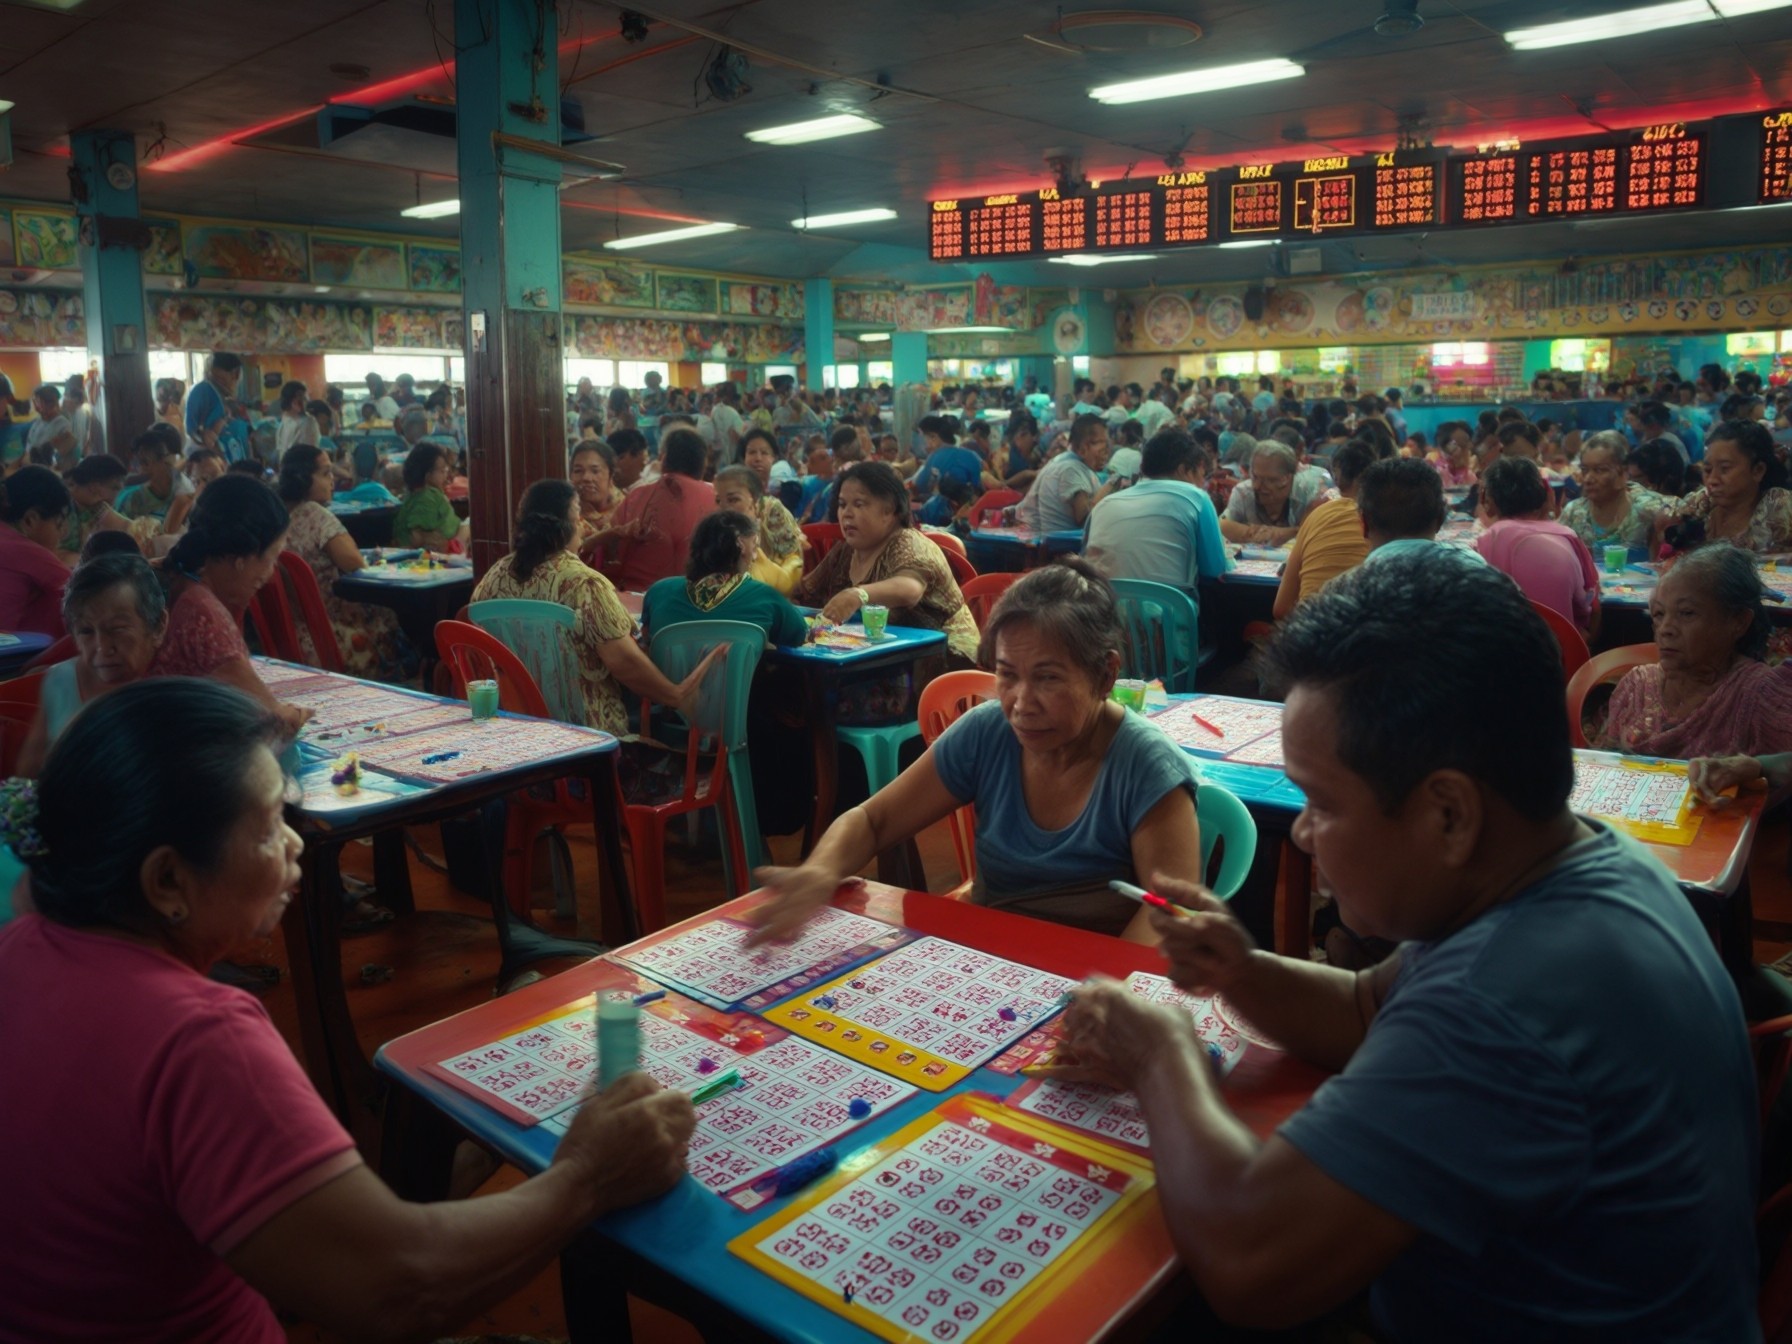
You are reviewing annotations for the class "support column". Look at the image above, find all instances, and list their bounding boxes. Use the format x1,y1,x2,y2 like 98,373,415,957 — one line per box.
71,130,152,460
803,279,834,394
891,331,928,388
456,0,565,574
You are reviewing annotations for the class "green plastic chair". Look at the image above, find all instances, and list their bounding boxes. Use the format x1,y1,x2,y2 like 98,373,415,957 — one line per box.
1110,578,1203,693
468,599,585,727
838,719,923,800
649,620,768,877
1196,781,1257,902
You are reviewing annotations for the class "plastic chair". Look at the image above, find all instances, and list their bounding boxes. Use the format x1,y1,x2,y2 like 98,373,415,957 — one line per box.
1110,578,1203,693
629,621,759,930
926,530,968,558
246,573,304,664
22,635,74,672
276,551,344,672
801,523,844,573
960,572,1017,628
0,671,45,777
1196,782,1257,902
1565,643,1658,748
938,544,979,587
837,719,924,804
468,599,586,727
917,670,998,889
1528,598,1590,679
969,488,1022,529
1753,1015,1792,1339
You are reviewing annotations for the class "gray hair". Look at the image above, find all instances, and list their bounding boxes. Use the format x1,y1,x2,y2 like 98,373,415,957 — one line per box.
62,552,167,633
978,557,1122,687
1249,439,1301,476
1664,542,1768,661
1580,429,1629,463
396,405,430,443
1222,431,1259,468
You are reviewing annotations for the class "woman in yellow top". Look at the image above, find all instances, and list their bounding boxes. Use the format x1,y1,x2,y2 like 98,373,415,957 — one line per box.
713,465,803,595
1272,441,1377,620
470,479,716,735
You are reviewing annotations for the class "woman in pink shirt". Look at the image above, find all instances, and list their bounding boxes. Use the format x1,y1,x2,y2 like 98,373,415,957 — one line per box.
1475,457,1600,634
0,464,73,635
607,426,715,591
0,679,695,1342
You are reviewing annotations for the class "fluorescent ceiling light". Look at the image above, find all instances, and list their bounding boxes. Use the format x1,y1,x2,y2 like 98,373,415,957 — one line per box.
401,199,461,219
1048,253,1158,266
1219,239,1279,249
791,207,897,229
925,325,1014,334
603,222,741,249
858,332,892,340
1089,58,1303,106
746,113,881,146
1505,0,1792,49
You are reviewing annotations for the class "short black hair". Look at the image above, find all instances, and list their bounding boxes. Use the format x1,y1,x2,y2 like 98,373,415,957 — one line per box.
606,427,647,459
1069,413,1106,450
1481,456,1548,519
167,474,288,572
1263,550,1572,819
660,427,707,479
739,427,778,459
687,509,757,581
829,424,862,455
79,529,142,563
68,453,127,487
1330,441,1378,491
1141,427,1208,480
279,379,307,412
0,464,71,525
210,352,243,375
832,461,911,528
512,478,576,582
1356,459,1444,540
137,422,183,460
1631,439,1690,496
1637,400,1672,429
1708,418,1788,492
1497,420,1541,450
276,444,327,503
402,441,451,491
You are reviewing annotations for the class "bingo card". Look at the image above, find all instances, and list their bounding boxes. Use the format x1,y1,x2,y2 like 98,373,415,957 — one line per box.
1149,698,1286,768
760,938,1076,1091
731,1093,1154,1344
1569,758,1699,845
352,717,614,783
612,906,914,1010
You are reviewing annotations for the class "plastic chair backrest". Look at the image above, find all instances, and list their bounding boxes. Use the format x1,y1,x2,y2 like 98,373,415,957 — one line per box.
1565,642,1658,748
917,670,997,885
970,489,1022,528
0,671,45,777
938,544,979,587
802,523,844,565
926,530,967,558
647,621,763,753
959,572,1018,629
276,551,344,673
468,598,585,726
1528,598,1590,680
433,620,552,717
1196,781,1257,902
22,635,74,673
1109,578,1202,693
246,574,303,664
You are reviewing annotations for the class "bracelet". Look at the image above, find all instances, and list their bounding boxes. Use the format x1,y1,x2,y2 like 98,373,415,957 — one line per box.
852,586,870,607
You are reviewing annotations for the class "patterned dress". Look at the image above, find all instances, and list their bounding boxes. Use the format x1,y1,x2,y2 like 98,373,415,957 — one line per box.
751,495,805,595
470,548,636,735
147,582,248,678
795,526,980,664
1667,486,1792,555
283,501,412,682
1558,484,1664,552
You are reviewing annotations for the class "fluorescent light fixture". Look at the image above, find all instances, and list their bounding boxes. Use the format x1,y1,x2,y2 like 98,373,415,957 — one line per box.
1219,239,1279,249
791,206,897,229
924,325,1014,334
314,286,333,294
1048,253,1158,266
1505,0,1792,49
602,222,741,249
746,113,881,146
858,332,892,340
1089,58,1303,106
401,199,461,219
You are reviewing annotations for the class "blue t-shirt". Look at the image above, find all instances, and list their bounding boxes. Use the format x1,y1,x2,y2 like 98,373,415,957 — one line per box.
184,380,227,447
913,446,985,494
1279,824,1757,1342
931,699,1199,935
337,480,398,505
917,494,956,526
1083,478,1232,587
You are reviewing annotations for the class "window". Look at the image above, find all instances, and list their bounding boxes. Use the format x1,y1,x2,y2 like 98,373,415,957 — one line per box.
323,353,450,386
448,356,465,385
1430,342,1490,367
699,362,729,385
35,348,88,384
148,351,190,382
1316,347,1351,373
1546,338,1610,373
866,361,893,383
616,360,669,388
1256,350,1281,374
1726,332,1776,357
832,364,862,390
1071,356,1090,375
565,358,617,388
1214,352,1256,377
761,364,798,383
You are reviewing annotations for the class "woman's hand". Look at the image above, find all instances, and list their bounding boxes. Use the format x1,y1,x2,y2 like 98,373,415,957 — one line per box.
819,586,865,625
277,702,316,736
1037,977,1194,1092
1689,754,1764,808
670,645,728,719
552,1071,695,1216
744,866,862,947
1145,873,1258,996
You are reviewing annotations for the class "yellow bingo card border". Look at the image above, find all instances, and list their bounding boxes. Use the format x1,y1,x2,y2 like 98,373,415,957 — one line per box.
730,1094,1155,1344
1569,757,1701,846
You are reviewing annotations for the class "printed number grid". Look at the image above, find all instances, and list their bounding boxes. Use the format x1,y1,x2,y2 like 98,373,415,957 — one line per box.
612,907,900,1008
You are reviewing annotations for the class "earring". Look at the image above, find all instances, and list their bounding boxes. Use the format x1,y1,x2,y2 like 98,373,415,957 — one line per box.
167,908,188,925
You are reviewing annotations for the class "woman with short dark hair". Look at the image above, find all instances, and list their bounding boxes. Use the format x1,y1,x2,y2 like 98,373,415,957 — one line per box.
391,441,467,551
1475,456,1601,633
1661,419,1792,554
606,428,716,591
640,510,807,646
0,465,72,635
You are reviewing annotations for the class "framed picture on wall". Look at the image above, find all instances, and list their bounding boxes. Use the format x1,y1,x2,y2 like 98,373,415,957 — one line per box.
655,272,718,314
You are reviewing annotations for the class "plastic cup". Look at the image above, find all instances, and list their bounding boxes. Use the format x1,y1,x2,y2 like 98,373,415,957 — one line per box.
468,678,500,720
1112,678,1147,713
861,604,890,639
1603,544,1627,574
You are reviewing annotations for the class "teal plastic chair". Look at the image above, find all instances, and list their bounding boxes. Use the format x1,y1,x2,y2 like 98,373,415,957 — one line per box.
1196,781,1257,902
1110,578,1203,693
468,599,585,727
648,620,768,878
838,719,923,800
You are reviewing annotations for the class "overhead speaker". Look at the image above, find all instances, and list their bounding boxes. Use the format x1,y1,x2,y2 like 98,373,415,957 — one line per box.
1242,287,1266,322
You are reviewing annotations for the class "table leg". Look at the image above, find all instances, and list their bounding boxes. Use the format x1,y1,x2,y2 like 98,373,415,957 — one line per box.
589,760,640,947
377,1082,464,1201
1277,843,1315,960
562,1231,634,1344
372,830,414,916
802,667,837,855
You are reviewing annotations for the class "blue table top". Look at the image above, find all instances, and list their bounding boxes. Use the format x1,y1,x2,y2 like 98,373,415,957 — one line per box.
0,631,53,658
768,620,946,665
1157,694,1305,812
969,527,1084,550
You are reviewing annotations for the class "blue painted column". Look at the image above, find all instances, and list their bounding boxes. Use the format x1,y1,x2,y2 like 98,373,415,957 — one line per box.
891,331,929,388
71,130,152,458
804,279,834,393
456,0,565,574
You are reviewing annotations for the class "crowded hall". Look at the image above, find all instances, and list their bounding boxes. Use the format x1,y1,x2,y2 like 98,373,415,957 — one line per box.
9,1,1792,1340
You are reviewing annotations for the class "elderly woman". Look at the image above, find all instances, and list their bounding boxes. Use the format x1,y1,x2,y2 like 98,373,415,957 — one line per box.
794,461,980,665
608,428,715,591
570,439,629,565
391,442,468,552
1660,419,1792,554
1475,457,1600,633
714,464,804,595
1426,420,1478,488
1559,431,1662,554
471,478,716,734
1220,439,1335,545
1603,543,1792,758
0,679,693,1341
16,552,166,776
640,510,808,646
275,446,409,682
0,466,72,635
754,559,1201,941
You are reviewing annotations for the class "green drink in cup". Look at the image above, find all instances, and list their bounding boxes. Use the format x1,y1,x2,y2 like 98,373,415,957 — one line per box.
1112,678,1147,713
468,678,500,720
861,604,890,639
1603,544,1627,574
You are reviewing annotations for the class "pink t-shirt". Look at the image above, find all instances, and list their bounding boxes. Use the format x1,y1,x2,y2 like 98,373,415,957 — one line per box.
146,582,247,679
0,524,69,636
609,475,716,591
0,916,360,1343
1476,518,1600,631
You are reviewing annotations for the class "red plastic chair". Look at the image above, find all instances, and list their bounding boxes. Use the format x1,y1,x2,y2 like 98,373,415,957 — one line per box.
927,530,967,558
246,573,304,664
959,573,1017,628
1754,1014,1792,1339
276,551,344,672
937,544,978,587
22,636,73,673
917,670,997,894
801,523,844,574
0,671,45,777
1528,598,1590,680
969,489,1022,529
1565,643,1658,748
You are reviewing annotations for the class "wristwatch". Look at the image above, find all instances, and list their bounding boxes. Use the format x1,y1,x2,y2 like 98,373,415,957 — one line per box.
852,586,871,608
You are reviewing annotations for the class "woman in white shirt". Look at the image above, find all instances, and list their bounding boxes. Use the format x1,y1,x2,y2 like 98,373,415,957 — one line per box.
274,381,319,455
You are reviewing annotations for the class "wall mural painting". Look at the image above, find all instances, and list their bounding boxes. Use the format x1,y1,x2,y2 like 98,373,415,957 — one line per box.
374,306,450,349
654,271,718,314
566,314,802,364
562,254,655,308
142,219,183,276
311,236,407,290
184,224,309,284
971,276,1030,330
1112,245,1792,354
14,210,78,270
894,287,970,332
150,295,373,353
719,280,802,320
406,243,462,295
0,209,17,269
0,288,83,345
834,288,897,325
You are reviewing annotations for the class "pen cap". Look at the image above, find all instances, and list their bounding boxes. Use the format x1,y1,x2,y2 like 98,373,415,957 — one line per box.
596,998,640,1090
